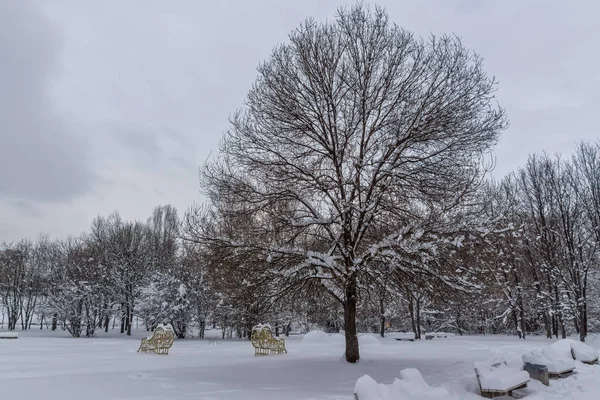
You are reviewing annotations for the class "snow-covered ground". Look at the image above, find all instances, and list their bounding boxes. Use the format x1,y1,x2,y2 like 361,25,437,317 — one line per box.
1,329,599,399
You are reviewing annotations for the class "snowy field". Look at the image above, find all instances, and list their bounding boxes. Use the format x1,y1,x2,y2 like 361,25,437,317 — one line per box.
1,329,599,400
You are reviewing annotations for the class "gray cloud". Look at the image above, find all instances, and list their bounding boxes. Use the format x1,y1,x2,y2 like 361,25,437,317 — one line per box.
1,0,598,242
0,1,96,203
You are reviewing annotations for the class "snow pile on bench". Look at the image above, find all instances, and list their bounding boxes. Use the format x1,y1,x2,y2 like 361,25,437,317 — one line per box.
550,339,599,364
522,348,575,375
571,341,599,364
0,332,18,339
426,332,454,339
354,368,449,400
473,359,529,393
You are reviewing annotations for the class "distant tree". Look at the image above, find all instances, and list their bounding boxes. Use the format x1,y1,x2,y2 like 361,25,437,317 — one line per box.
90,213,153,336
0,241,31,330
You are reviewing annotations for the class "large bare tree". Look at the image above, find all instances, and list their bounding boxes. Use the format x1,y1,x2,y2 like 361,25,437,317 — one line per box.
198,5,505,362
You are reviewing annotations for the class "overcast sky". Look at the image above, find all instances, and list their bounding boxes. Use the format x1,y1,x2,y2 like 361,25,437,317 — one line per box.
1,0,598,242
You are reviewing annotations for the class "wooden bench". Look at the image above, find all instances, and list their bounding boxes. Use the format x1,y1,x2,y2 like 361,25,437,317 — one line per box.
474,359,529,398
251,324,287,356
137,323,175,355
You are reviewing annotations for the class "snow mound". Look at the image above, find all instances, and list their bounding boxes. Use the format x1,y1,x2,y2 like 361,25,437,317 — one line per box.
359,334,382,347
550,339,599,363
571,341,599,363
354,368,449,400
301,330,333,345
549,339,574,359
330,333,345,346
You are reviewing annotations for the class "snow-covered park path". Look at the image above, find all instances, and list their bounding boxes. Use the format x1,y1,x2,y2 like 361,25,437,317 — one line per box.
1,329,599,399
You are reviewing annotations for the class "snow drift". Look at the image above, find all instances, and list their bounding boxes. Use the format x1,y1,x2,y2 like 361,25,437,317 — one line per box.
301,330,333,345
354,368,449,400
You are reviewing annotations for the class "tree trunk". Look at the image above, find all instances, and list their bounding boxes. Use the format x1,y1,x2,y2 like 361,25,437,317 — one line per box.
379,298,385,338
543,311,551,338
519,304,526,340
579,304,586,342
415,296,422,340
343,275,360,363
407,290,417,339
126,305,132,336
199,319,205,339
583,302,588,339
52,313,57,331
120,302,126,334
512,309,521,339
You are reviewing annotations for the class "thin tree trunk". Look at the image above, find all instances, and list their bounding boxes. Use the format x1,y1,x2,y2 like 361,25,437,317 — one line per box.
543,311,551,338
519,304,526,340
512,309,521,339
415,297,422,340
126,304,132,336
52,313,57,331
406,289,417,339
379,298,385,338
579,304,586,342
199,319,205,339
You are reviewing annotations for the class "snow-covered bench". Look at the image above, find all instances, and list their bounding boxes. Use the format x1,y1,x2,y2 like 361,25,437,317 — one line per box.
354,368,449,400
137,323,175,355
425,332,453,340
473,359,529,398
522,347,575,383
570,341,599,365
0,332,18,339
394,332,416,341
251,324,287,356
550,339,599,365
